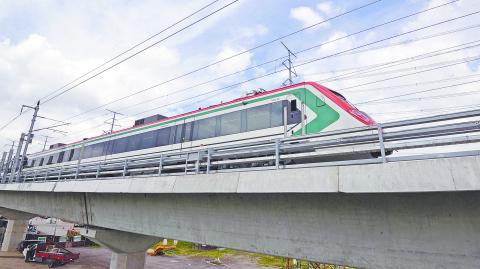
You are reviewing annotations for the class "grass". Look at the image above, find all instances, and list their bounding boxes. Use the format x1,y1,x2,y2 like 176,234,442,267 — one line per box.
253,253,286,268
158,241,356,269
163,241,238,259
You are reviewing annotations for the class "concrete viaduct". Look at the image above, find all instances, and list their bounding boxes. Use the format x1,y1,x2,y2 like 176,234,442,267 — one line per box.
0,154,479,269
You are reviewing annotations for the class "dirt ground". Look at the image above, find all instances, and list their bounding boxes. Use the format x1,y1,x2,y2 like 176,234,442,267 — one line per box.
0,247,273,269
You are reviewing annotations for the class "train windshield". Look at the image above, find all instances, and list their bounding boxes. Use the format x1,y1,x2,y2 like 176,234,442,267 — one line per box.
330,90,346,101
329,89,358,108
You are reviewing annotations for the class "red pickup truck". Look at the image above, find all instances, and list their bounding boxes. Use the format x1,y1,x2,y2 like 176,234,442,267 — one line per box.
24,244,80,268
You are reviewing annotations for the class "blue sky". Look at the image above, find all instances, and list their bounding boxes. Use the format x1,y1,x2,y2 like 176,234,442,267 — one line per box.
0,0,478,152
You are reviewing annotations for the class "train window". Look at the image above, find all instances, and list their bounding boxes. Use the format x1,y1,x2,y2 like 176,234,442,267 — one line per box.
195,117,217,140
271,102,284,127
220,111,241,136
247,104,271,131
39,158,44,166
290,100,298,111
140,131,157,149
47,155,54,165
104,141,114,155
169,125,177,144
72,147,81,161
94,143,106,157
126,134,142,152
175,124,184,144
30,159,36,167
156,127,171,146
184,122,193,142
83,145,93,159
68,149,75,162
57,151,65,163
112,137,128,154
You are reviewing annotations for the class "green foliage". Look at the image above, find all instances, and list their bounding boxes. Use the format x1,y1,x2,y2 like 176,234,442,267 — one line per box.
253,254,286,268
165,241,237,259
161,241,357,269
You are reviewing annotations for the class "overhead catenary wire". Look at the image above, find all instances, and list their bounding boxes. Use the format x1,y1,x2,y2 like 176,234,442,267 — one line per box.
57,2,474,128
40,0,241,105
51,0,382,121
309,40,480,85
370,104,480,116
47,9,480,143
121,28,480,114
355,75,480,105
0,0,464,139
345,73,480,94
0,0,237,134
359,89,480,105
38,0,222,103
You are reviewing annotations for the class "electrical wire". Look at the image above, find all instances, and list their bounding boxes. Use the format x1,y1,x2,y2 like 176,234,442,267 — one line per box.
48,9,480,142
41,0,241,104
58,2,472,127
355,75,480,105
38,0,222,102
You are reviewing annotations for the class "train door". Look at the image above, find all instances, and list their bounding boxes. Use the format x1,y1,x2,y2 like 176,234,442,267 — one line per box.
181,119,194,150
170,119,194,151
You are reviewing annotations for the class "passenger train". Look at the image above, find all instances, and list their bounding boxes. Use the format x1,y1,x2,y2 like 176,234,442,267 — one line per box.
25,82,376,170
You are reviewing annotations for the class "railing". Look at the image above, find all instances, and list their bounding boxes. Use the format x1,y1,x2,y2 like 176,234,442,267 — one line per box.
2,109,480,184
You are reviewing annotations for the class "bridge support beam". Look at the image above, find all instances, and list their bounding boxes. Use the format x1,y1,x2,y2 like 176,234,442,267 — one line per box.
1,220,27,252
81,228,159,269
0,208,34,252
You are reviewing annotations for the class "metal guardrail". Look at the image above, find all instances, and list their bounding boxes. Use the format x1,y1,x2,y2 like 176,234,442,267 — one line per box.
1,109,480,183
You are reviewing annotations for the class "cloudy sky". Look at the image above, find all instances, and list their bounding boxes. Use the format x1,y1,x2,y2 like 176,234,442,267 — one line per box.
0,0,479,153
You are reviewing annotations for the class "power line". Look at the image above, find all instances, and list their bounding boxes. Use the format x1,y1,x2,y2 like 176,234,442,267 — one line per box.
57,1,468,127
359,89,480,104
40,0,241,105
346,73,480,94
310,40,480,85
0,0,462,137
48,8,480,142
135,55,480,117
295,10,480,73
355,75,480,105
118,24,480,115
50,0,384,120
335,55,480,93
370,104,480,116
38,0,221,102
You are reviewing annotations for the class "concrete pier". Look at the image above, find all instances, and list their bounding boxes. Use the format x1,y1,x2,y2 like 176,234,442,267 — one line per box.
1,219,27,252
81,228,159,269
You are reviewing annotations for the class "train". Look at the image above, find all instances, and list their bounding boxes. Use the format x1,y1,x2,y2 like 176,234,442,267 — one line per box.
25,82,376,171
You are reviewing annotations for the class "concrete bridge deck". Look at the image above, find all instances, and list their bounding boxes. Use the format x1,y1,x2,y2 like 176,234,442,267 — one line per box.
0,154,479,269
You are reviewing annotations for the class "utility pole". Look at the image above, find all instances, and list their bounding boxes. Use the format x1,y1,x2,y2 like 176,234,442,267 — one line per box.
41,135,50,151
0,151,7,176
15,101,40,182
106,109,123,134
9,133,26,182
1,142,14,183
281,41,298,86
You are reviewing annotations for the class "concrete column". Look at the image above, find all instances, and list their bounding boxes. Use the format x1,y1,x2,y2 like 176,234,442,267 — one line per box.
1,219,27,252
110,251,146,269
81,228,159,269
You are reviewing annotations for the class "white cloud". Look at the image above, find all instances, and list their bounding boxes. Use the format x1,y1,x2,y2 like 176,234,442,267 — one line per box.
316,2,338,15
211,47,253,74
289,6,328,28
